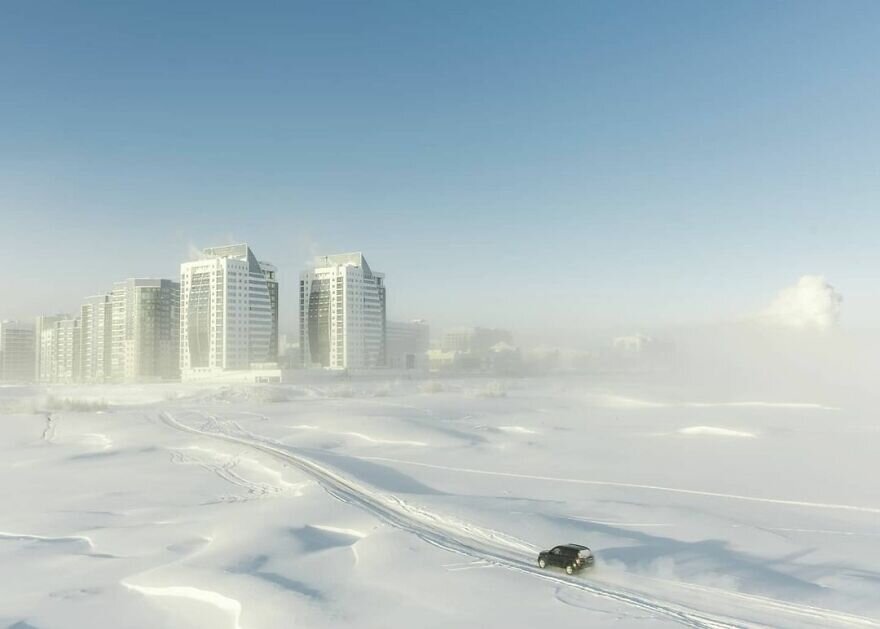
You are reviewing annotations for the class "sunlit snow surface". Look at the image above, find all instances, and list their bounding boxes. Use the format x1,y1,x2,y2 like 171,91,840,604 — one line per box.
1,377,878,628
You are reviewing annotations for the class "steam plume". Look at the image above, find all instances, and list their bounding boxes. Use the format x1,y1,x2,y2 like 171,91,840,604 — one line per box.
760,275,842,330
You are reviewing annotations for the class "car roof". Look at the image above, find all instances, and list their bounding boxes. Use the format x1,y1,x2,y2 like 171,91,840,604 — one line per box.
560,544,589,551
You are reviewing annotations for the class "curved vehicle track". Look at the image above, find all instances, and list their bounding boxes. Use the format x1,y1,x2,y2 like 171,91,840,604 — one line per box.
158,411,877,629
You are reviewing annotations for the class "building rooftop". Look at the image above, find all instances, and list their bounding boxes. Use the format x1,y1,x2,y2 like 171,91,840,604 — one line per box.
312,252,377,278
201,243,263,274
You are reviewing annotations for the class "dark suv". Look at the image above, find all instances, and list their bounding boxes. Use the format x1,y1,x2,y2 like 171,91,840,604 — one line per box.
537,544,594,574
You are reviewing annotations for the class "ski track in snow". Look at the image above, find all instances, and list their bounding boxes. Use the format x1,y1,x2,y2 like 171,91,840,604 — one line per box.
569,519,880,538
351,456,880,515
158,410,880,629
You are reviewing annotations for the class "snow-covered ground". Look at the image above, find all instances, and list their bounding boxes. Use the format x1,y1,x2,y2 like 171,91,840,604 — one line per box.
1,376,878,628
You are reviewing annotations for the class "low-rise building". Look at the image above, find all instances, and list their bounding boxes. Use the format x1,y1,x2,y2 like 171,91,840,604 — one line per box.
441,327,512,355
386,320,429,370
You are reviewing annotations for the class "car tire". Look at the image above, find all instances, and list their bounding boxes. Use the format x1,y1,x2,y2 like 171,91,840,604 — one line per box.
538,558,546,569
565,564,574,575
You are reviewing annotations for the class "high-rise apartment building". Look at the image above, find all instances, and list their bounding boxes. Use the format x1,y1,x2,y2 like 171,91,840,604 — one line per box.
300,252,386,369
0,321,36,382
111,279,180,382
35,315,80,383
180,244,279,381
35,314,69,382
80,294,113,383
55,318,81,383
260,262,279,361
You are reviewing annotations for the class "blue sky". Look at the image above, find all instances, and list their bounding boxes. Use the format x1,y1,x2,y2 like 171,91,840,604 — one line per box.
1,1,878,337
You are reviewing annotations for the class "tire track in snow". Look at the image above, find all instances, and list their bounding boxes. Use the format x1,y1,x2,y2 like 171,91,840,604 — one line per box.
160,411,880,628
168,446,308,502
605,573,880,629
159,411,745,629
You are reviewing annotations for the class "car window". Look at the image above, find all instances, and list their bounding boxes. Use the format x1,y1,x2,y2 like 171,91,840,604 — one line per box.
551,548,561,555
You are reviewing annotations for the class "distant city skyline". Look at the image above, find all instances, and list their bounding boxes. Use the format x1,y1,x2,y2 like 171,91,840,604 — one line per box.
2,1,879,336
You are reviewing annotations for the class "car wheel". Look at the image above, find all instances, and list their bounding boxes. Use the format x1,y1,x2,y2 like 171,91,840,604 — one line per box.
565,564,574,575
538,558,546,569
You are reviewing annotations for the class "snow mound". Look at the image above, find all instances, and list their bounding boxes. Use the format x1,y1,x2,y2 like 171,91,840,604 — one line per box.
122,583,244,629
290,524,365,552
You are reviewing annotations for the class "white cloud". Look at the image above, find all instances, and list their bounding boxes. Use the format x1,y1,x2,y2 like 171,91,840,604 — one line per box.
760,275,842,330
